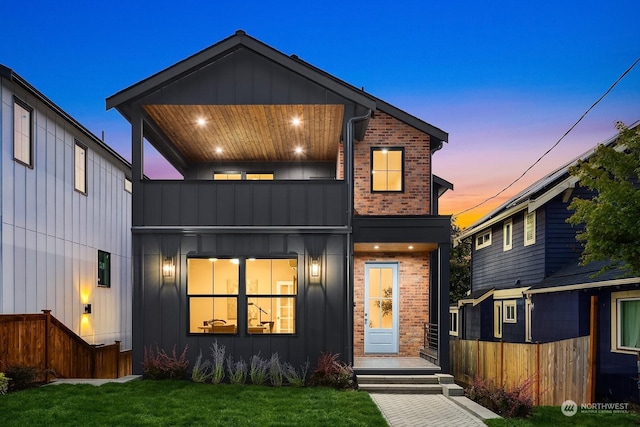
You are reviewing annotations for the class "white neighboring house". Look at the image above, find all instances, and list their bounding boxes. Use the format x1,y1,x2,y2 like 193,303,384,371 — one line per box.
1,65,132,349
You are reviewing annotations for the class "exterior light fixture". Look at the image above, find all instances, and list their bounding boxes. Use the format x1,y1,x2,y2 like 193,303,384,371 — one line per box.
84,303,92,314
162,256,175,278
295,147,303,154
197,118,206,126
310,257,320,278
291,117,301,126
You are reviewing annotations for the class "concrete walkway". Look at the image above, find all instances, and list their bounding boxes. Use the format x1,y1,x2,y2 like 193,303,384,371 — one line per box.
47,375,142,386
370,393,497,427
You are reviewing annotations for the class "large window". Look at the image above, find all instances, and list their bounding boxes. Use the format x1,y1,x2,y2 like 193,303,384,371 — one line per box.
98,250,111,288
611,290,640,352
74,141,87,194
187,257,297,335
371,147,404,192
524,212,536,246
14,97,33,167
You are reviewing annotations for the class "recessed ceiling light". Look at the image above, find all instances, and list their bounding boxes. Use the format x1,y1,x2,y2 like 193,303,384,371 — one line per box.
248,258,256,261
374,245,380,250
215,147,223,154
208,258,217,262
381,148,388,154
197,118,206,126
291,117,301,126
230,258,240,265
295,147,303,154
408,245,414,250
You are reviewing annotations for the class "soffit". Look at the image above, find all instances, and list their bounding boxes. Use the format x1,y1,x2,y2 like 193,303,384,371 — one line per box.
354,242,438,253
143,104,344,162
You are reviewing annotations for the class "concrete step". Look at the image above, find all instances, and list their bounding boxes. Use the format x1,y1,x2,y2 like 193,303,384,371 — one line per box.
357,374,439,385
358,383,444,394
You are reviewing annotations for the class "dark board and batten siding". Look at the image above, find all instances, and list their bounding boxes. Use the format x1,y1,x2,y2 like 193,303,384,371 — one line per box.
140,180,347,227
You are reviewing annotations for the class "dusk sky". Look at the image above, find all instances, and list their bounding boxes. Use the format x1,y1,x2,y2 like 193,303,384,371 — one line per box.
3,1,639,228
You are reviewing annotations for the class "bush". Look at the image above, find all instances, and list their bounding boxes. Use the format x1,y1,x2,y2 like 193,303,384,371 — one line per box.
309,352,354,390
210,341,226,384
227,356,248,385
269,353,283,387
191,351,212,383
142,345,189,380
249,354,268,385
5,365,38,391
0,372,9,395
465,376,534,418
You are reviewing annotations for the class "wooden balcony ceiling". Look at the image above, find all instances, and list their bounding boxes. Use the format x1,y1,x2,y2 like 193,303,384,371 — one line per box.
143,104,345,162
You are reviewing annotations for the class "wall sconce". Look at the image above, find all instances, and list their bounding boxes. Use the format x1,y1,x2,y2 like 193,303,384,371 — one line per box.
84,303,92,314
310,257,320,278
162,256,175,278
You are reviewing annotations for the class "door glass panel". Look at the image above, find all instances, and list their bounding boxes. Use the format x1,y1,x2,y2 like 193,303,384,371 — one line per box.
368,267,393,329
369,268,381,297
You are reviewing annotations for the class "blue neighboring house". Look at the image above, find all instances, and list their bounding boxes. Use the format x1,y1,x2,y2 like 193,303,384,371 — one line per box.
455,126,640,403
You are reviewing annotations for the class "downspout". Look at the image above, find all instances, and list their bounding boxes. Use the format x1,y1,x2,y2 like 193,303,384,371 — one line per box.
345,109,371,365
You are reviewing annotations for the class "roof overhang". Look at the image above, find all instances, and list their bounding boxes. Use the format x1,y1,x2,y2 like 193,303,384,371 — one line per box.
524,277,640,295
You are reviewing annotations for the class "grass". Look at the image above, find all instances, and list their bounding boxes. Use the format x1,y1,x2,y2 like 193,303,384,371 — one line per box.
0,380,387,427
485,405,640,427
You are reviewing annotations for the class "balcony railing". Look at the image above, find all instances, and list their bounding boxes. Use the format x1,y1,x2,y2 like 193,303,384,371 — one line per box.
424,322,438,353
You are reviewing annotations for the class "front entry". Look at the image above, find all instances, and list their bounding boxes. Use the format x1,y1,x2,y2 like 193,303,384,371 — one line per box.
364,263,399,353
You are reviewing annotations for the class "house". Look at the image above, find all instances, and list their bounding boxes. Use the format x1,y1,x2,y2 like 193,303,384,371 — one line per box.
455,128,640,402
106,30,453,374
0,66,133,349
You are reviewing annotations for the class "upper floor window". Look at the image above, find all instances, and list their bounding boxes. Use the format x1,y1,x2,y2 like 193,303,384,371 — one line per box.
371,147,404,192
503,219,513,251
214,172,274,180
524,212,536,246
476,230,492,250
214,172,242,180
74,141,87,194
14,97,33,167
246,173,274,180
98,250,111,288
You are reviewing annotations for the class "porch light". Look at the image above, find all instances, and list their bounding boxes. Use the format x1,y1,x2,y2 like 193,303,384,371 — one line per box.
295,147,303,154
162,256,175,278
310,257,320,278
291,117,301,126
197,117,206,126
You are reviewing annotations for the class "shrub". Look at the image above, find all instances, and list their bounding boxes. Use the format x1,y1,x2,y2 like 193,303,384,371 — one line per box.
465,376,534,418
191,351,212,383
210,341,226,384
269,353,284,387
309,352,354,390
249,354,268,385
227,356,248,385
5,365,38,391
142,345,189,380
283,359,309,387
0,372,9,395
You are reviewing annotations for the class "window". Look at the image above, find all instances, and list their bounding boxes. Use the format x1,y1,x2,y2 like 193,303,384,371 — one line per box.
214,172,274,180
494,301,502,338
503,300,517,323
371,147,404,192
124,178,132,193
98,250,111,287
214,172,242,180
525,299,533,342
14,97,33,167
187,257,297,335
503,219,512,251
476,230,492,250
246,173,274,180
611,290,640,352
74,141,87,194
449,308,459,336
524,212,536,246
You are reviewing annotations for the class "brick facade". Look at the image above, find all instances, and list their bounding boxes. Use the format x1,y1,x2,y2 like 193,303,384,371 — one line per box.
353,253,430,357
354,112,431,215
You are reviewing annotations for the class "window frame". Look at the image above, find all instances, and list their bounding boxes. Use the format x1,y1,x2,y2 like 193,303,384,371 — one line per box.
494,300,503,338
370,147,405,193
503,300,517,323
524,211,536,246
74,140,88,195
449,307,459,336
525,298,533,342
611,290,640,353
503,219,513,251
97,250,111,288
13,96,34,168
476,230,492,250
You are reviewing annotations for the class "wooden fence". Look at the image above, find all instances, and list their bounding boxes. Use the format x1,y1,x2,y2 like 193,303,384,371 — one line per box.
0,310,132,382
450,336,591,406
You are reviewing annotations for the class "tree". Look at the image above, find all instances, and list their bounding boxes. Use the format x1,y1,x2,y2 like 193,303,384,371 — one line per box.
450,221,471,303
567,123,640,276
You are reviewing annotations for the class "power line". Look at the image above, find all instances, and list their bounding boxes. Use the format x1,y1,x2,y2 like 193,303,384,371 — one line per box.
455,55,640,218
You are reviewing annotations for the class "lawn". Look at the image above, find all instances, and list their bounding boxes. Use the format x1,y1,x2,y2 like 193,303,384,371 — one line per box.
485,405,640,427
0,380,387,426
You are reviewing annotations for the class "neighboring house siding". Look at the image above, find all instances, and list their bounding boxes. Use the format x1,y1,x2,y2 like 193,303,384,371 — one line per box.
531,292,589,343
462,298,493,340
0,76,132,349
354,111,431,215
471,210,546,292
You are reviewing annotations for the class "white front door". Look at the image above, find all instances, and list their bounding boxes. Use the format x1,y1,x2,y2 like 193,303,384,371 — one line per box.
364,263,399,353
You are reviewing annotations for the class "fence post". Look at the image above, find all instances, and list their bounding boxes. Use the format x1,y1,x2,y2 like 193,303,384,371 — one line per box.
476,339,480,381
535,342,540,405
41,310,51,383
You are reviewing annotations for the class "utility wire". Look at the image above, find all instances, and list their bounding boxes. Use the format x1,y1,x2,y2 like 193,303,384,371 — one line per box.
455,55,640,218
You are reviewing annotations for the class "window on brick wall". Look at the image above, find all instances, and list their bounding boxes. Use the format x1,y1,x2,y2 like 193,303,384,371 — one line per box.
371,147,404,192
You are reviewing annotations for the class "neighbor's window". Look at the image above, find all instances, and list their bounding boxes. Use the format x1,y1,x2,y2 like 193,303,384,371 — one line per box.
14,97,33,167
187,258,239,334
246,258,297,334
371,147,404,192
124,178,132,193
98,250,111,288
503,300,517,323
524,212,536,246
494,301,502,338
74,141,87,194
449,308,459,336
612,290,640,352
503,219,513,251
525,299,533,342
476,230,492,250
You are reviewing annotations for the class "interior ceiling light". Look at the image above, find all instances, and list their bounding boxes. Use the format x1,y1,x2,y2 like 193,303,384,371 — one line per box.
408,245,414,250
374,245,380,250
215,147,223,154
291,117,301,126
197,117,206,126
295,147,303,154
